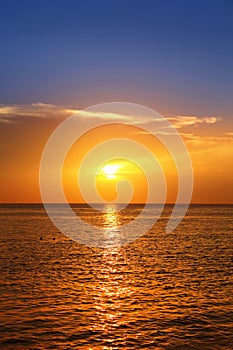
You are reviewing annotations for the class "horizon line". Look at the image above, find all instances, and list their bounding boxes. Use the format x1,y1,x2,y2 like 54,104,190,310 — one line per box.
0,202,233,205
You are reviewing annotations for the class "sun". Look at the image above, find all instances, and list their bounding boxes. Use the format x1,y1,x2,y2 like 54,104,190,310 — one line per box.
94,159,148,203
98,163,121,179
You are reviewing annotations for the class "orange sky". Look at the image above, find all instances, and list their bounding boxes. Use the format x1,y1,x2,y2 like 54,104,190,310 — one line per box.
0,103,232,203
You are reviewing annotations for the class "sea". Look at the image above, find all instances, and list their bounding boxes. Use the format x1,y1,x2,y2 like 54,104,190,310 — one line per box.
0,204,232,349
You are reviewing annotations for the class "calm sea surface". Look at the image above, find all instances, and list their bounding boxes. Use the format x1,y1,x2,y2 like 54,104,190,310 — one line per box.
0,204,232,349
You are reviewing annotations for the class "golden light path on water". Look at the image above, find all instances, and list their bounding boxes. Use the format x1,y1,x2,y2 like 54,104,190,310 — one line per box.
90,206,133,345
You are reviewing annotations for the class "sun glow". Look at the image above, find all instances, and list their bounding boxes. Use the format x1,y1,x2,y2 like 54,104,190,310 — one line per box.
98,163,121,180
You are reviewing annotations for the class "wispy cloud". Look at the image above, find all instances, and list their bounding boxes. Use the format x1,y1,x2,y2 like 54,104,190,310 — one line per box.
77,110,139,122
167,115,220,129
0,103,166,126
0,103,76,124
0,102,222,135
0,103,144,124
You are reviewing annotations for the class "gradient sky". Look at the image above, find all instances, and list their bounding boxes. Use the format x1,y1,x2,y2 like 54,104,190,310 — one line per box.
0,0,233,203
0,0,233,114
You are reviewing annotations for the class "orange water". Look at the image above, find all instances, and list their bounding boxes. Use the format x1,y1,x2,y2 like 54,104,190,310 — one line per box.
0,204,232,349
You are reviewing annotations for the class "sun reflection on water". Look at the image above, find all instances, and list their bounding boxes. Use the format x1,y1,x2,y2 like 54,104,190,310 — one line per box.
90,208,135,343
104,205,119,228
91,247,134,338
103,205,121,246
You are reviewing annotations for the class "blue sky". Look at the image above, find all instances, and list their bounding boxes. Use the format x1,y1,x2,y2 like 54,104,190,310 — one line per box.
0,0,233,117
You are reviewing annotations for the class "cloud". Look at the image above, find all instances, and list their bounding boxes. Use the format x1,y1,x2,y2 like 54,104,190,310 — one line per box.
0,103,146,125
77,110,138,122
0,103,222,135
181,133,233,148
167,115,220,128
0,103,165,127
0,103,76,124
0,116,15,124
